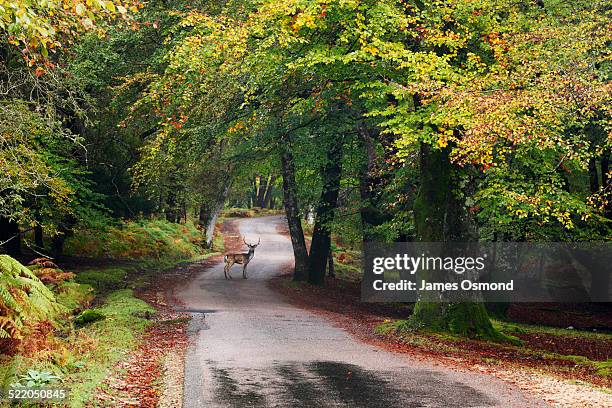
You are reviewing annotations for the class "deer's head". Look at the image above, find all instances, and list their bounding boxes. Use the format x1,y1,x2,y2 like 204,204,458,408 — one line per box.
243,237,261,251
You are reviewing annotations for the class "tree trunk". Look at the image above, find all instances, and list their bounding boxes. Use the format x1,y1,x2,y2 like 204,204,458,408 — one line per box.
257,175,269,207
165,191,178,223
0,217,21,257
588,157,599,193
51,235,65,258
199,205,207,228
250,176,258,208
308,143,343,285
263,175,276,208
602,150,611,218
51,216,76,259
280,139,309,281
34,225,44,249
411,143,499,339
201,181,231,248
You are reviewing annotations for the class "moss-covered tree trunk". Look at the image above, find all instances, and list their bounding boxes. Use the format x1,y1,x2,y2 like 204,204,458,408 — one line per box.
308,143,343,286
411,143,499,339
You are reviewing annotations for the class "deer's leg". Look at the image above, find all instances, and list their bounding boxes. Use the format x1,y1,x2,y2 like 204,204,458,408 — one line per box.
243,263,248,279
225,261,234,280
224,262,228,280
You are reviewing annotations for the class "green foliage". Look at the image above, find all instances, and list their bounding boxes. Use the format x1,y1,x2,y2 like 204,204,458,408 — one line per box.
492,319,611,342
0,101,106,234
0,0,138,240
0,0,137,63
0,255,65,339
132,0,610,244
65,219,204,260
11,369,62,388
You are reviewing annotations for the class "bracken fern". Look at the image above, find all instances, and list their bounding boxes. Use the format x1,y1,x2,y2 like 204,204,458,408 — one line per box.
0,255,65,339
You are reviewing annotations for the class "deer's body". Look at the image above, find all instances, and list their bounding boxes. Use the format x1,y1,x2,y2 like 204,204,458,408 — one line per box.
224,237,260,279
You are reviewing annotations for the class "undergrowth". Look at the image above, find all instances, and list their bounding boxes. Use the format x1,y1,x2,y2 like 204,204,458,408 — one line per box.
65,219,205,260
0,256,65,340
0,289,154,408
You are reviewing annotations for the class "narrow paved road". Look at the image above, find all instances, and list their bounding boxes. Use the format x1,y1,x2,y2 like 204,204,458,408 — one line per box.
178,216,545,407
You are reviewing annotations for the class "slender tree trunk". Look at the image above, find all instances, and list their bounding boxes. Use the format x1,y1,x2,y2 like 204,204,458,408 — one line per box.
308,143,343,285
51,235,65,257
263,175,276,208
257,175,269,207
280,139,309,281
588,157,599,193
250,177,258,208
34,225,44,249
602,150,611,218
0,217,21,257
166,192,177,223
602,151,610,187
198,205,207,227
572,250,610,301
411,143,499,339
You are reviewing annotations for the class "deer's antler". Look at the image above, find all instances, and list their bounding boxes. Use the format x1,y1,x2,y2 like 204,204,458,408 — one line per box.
257,237,261,245
243,236,248,246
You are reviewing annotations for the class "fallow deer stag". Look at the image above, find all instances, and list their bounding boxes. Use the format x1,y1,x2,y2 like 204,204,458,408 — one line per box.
223,237,260,280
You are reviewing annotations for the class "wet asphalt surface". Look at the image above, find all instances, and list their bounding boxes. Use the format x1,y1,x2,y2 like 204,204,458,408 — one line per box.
178,216,547,407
